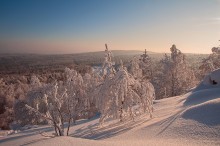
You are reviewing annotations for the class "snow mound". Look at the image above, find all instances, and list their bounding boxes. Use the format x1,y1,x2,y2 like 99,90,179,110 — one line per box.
184,88,220,106
208,68,220,84
155,71,220,142
146,70,220,143
182,98,220,126
185,68,220,106
155,97,220,143
195,68,220,91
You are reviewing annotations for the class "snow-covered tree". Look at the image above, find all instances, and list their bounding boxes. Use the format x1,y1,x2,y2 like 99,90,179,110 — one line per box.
25,82,68,136
23,67,98,136
128,49,154,81
199,45,220,78
30,75,42,89
129,57,142,79
98,62,155,125
83,72,100,118
96,46,155,125
64,68,88,121
139,49,153,80
101,44,116,79
158,45,196,97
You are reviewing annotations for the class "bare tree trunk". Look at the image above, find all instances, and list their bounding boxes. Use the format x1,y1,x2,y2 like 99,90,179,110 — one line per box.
119,101,124,122
50,111,58,136
66,103,72,136
57,125,64,136
171,72,176,96
66,117,71,136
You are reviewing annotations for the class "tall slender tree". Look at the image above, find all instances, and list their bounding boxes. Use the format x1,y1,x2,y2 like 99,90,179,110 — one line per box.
158,45,196,97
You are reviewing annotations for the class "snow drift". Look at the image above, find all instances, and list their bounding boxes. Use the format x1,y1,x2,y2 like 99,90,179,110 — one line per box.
155,69,220,143
182,98,220,126
195,68,220,91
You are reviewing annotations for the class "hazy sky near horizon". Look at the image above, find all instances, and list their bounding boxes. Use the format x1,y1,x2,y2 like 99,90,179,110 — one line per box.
0,0,220,54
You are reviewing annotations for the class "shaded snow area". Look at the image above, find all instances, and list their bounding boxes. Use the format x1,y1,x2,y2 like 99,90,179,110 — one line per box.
196,69,220,91
1,70,220,146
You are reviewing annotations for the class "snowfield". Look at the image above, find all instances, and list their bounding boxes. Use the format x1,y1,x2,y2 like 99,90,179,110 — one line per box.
1,71,220,146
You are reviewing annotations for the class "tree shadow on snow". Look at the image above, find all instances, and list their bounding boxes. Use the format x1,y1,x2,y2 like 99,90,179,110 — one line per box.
141,109,185,137
184,89,220,106
70,115,152,140
0,126,54,145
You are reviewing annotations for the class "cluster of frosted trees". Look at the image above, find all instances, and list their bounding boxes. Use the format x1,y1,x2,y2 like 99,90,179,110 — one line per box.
96,45,155,125
14,44,155,136
15,68,99,136
199,46,220,78
155,45,197,98
0,76,29,130
13,43,219,136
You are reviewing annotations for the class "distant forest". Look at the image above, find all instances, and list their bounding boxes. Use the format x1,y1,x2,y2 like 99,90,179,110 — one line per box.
0,50,207,75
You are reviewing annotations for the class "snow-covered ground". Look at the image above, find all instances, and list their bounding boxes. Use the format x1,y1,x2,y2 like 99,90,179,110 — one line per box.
1,70,220,146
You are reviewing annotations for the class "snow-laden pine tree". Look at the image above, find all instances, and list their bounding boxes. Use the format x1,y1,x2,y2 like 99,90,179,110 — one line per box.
65,67,100,120
83,72,101,118
199,45,220,78
129,56,142,79
139,49,153,80
128,55,155,114
101,44,116,79
158,45,197,97
154,54,171,98
96,45,155,125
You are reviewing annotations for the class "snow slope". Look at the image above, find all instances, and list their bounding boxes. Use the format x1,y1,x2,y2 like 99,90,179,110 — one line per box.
1,70,220,146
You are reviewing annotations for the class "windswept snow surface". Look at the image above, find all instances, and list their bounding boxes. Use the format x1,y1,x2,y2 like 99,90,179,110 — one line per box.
1,70,220,146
